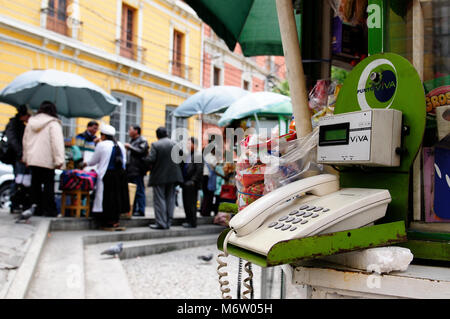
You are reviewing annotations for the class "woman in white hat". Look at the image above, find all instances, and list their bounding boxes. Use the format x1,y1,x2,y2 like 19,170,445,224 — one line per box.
85,124,129,229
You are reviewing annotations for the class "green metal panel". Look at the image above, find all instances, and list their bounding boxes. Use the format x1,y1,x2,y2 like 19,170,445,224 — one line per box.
400,240,450,262
334,52,426,222
407,230,450,242
217,221,407,267
368,0,385,55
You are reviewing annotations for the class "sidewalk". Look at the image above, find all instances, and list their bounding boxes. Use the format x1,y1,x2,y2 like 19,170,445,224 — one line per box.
0,210,37,297
0,203,200,298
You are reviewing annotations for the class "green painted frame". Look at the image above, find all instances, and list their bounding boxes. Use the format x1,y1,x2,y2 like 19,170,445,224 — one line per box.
218,221,407,267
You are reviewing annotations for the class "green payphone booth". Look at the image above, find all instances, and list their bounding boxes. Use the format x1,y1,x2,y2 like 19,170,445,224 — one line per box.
217,52,421,268
216,0,448,299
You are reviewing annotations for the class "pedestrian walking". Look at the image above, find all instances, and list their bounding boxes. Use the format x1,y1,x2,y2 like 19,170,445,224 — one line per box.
4,104,31,213
85,124,129,229
22,101,65,217
147,127,183,230
212,163,226,216
180,137,203,228
201,148,218,217
124,125,149,217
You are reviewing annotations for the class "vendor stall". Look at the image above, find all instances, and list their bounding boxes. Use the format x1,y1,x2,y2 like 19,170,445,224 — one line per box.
184,0,449,299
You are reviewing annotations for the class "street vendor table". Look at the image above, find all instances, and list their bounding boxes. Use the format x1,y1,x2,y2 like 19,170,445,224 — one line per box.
284,260,450,299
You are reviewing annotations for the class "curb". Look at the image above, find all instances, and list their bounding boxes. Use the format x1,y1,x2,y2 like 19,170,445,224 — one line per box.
4,219,50,299
119,234,219,260
83,225,224,245
50,216,215,231
5,218,222,298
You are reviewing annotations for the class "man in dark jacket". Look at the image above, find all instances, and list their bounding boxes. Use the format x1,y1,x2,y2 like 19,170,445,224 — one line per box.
180,137,203,228
76,120,99,144
75,121,99,167
147,127,183,229
5,105,31,213
125,125,149,216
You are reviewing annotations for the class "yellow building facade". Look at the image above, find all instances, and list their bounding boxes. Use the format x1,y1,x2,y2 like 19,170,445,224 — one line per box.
0,0,202,142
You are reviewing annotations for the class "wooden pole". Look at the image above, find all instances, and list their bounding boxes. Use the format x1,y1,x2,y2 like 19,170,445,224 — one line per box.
412,0,424,221
275,0,312,137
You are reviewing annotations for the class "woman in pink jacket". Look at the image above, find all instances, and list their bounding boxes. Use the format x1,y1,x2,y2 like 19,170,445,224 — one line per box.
22,101,65,217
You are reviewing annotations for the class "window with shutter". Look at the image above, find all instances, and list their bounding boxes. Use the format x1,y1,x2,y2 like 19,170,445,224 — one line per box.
172,30,184,77
47,0,68,35
120,4,136,59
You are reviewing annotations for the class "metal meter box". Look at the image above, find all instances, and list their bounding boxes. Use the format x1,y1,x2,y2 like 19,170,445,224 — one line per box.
317,109,402,166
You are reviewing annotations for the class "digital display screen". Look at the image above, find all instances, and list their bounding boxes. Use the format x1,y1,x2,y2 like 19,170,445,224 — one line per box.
318,122,350,146
324,128,348,141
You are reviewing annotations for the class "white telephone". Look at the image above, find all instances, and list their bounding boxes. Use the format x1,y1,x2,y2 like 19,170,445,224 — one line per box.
224,174,391,256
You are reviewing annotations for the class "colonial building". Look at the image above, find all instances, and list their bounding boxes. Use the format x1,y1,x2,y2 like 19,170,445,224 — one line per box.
0,0,203,143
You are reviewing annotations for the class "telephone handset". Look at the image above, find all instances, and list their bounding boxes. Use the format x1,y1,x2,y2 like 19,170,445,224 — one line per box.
225,174,391,257
229,174,340,237
218,173,392,299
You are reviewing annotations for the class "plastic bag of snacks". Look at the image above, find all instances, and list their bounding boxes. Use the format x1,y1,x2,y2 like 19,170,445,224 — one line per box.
309,79,342,128
236,129,297,211
264,128,324,194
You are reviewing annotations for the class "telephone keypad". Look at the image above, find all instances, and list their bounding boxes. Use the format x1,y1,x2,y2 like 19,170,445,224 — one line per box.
272,206,331,231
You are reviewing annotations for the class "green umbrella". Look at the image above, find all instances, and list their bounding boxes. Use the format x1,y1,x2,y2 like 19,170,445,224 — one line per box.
0,69,120,118
185,0,299,57
218,92,292,127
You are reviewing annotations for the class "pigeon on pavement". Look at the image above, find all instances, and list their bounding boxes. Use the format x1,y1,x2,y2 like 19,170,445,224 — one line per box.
101,242,123,258
197,253,213,262
15,204,36,224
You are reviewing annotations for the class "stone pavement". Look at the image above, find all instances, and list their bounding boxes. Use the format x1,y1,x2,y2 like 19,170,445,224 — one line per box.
0,209,37,297
0,202,204,298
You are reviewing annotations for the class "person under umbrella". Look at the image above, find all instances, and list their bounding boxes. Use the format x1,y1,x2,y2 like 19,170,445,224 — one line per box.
5,104,31,213
84,124,130,229
22,101,65,217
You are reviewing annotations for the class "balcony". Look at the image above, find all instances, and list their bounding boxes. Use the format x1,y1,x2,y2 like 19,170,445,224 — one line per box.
41,7,83,40
115,39,147,64
170,60,193,81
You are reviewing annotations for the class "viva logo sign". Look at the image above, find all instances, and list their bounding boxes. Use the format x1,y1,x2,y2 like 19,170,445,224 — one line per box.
357,59,398,110
357,70,397,102
350,135,369,143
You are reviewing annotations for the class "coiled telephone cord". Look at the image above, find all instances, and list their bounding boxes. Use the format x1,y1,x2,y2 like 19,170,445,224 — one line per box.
217,230,234,299
217,230,254,300
242,261,254,299
237,258,242,299
217,252,232,299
